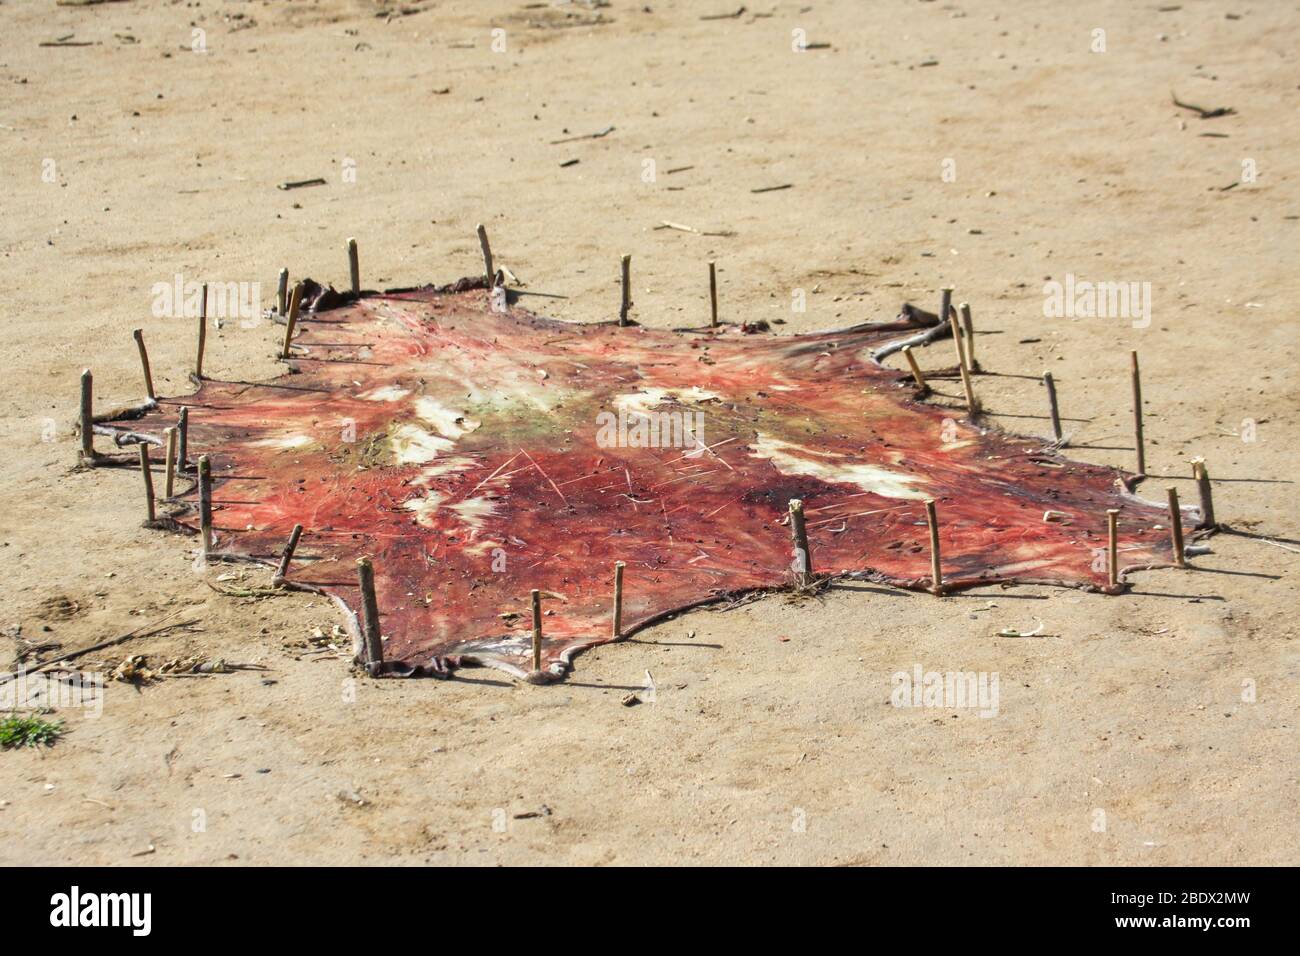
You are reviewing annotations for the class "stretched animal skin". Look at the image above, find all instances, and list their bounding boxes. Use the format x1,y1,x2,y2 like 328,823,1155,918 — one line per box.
99,281,1185,681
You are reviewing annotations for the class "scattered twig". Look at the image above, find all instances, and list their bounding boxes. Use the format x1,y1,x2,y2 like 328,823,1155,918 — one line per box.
751,183,793,193
700,6,745,19
549,125,614,145
1171,91,1235,119
0,612,199,683
277,178,327,191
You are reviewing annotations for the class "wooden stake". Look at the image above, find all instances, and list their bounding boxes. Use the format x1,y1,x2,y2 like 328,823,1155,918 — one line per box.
612,561,625,639
137,443,156,523
79,368,94,463
924,498,943,595
476,223,493,285
274,523,304,583
1042,371,1063,442
959,302,977,371
1106,508,1120,589
276,268,289,316
163,426,178,499
1130,350,1145,475
619,254,631,326
356,557,384,673
708,260,718,327
939,287,953,329
1166,486,1187,568
901,345,928,393
132,329,156,401
195,282,208,379
198,455,213,557
788,499,812,587
949,309,980,415
530,588,543,672
347,237,360,296
281,282,303,359
177,406,189,473
1193,458,1216,529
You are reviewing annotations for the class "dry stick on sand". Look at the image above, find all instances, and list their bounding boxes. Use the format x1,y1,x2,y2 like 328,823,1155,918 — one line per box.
194,282,208,380
137,443,155,523
1166,486,1187,568
1193,458,1217,529
276,268,289,316
163,426,178,498
273,524,304,584
619,254,632,326
0,611,199,685
476,224,493,285
901,345,928,393
1107,509,1120,589
708,260,719,327
924,498,943,595
531,588,544,672
356,557,384,674
79,368,95,463
612,561,625,639
281,282,304,359
788,499,812,587
132,329,155,401
198,455,213,557
1042,371,1064,443
1131,350,1146,476
347,237,360,296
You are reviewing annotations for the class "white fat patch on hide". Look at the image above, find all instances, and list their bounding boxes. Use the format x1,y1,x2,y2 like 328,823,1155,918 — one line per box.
411,456,479,485
613,386,721,417
749,434,928,500
402,491,446,526
251,434,313,450
361,385,411,402
413,397,480,440
448,496,498,531
390,424,455,465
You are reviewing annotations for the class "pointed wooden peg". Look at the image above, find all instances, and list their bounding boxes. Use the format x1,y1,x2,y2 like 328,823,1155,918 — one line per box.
1192,458,1216,529
274,524,304,583
177,406,189,473
79,368,95,464
347,237,360,296
788,499,812,587
925,498,943,595
194,282,208,380
476,224,493,285
1042,371,1063,443
281,282,304,359
356,557,384,674
619,254,632,326
276,268,289,316
1166,486,1187,568
132,329,156,401
137,442,156,524
1130,351,1145,475
959,302,978,371
612,561,626,639
198,455,213,557
901,345,928,393
531,588,543,672
708,260,718,328
1106,508,1120,590
163,426,178,498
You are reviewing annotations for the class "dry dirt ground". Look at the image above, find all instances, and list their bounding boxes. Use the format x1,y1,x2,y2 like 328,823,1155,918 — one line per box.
1,0,1296,866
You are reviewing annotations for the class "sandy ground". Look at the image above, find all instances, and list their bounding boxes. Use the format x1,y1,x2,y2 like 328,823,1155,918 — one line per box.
0,0,1296,866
